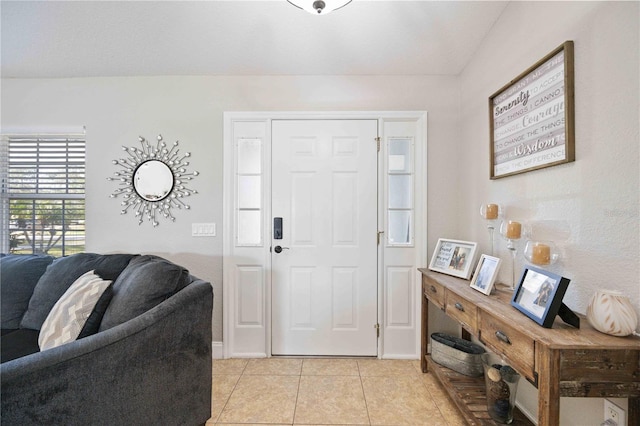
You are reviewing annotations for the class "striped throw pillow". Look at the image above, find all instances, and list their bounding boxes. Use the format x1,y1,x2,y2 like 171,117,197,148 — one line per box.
38,270,112,351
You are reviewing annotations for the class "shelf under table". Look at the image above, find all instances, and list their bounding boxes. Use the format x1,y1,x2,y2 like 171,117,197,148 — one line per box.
426,355,534,426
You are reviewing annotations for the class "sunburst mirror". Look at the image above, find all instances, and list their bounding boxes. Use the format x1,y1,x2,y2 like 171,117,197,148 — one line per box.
108,134,198,226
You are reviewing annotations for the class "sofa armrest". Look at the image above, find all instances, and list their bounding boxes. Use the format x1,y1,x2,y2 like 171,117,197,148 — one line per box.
1,280,213,426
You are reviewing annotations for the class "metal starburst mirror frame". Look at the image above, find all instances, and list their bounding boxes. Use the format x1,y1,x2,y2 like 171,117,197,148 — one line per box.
108,134,198,226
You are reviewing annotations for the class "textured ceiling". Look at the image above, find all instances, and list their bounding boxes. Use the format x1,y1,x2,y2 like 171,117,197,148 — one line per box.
1,0,508,78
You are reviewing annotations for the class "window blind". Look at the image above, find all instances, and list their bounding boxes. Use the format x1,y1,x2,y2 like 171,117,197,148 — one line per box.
7,137,85,197
1,134,86,256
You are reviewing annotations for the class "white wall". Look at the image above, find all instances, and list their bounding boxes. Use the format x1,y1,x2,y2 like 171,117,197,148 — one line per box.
459,1,639,424
1,75,461,342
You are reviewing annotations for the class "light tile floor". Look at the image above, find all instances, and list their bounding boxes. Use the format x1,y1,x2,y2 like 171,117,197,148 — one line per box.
208,358,466,425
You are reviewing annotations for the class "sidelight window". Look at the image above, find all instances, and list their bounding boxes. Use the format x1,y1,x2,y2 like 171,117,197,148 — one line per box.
235,138,263,246
387,137,414,246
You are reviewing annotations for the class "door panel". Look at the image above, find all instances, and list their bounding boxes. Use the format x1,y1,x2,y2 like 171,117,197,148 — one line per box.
271,119,378,356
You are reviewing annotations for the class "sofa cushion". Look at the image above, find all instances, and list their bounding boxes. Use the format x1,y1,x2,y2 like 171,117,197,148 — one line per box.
0,328,40,363
1,254,55,329
99,255,190,331
20,253,138,330
77,283,114,339
38,270,112,351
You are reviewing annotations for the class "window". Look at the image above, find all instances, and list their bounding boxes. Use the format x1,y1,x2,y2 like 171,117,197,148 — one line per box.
235,137,263,246
387,137,414,246
1,134,86,256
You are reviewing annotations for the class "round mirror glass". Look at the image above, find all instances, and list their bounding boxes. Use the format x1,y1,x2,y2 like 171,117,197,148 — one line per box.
133,160,174,201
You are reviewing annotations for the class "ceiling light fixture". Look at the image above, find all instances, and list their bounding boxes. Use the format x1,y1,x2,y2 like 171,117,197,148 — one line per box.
287,0,352,15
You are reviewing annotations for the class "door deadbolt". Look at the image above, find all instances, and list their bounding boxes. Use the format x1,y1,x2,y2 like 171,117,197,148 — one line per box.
274,217,283,239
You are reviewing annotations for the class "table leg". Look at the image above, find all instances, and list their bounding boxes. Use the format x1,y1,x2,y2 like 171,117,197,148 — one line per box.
629,397,639,426
421,283,429,373
537,345,561,426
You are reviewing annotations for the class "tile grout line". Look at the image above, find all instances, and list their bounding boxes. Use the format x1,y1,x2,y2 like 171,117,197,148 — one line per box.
212,360,247,424
290,359,303,425
356,360,373,426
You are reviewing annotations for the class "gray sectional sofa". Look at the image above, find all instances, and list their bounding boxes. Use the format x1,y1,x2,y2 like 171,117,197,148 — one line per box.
0,252,213,425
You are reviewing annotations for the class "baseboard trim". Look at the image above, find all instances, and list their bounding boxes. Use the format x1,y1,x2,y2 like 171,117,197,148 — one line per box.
212,341,224,359
381,354,420,360
230,352,268,358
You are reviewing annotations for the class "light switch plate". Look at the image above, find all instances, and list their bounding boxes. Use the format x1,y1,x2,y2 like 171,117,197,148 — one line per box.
192,223,216,237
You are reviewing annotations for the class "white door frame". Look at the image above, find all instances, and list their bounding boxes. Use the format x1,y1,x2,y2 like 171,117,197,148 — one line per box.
223,111,427,359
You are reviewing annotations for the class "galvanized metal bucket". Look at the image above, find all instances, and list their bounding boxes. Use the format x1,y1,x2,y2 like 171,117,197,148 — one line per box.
430,332,485,377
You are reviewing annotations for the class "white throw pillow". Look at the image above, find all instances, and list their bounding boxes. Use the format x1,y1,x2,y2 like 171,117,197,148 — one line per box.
38,270,112,351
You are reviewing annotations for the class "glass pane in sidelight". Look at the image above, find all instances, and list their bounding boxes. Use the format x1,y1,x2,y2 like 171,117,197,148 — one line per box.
388,210,412,245
238,175,261,209
388,175,412,209
237,138,262,174
237,209,262,246
388,138,412,173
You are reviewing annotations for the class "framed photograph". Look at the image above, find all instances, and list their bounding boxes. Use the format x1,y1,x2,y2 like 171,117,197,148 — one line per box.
489,41,575,179
428,238,478,280
469,254,502,295
511,265,570,328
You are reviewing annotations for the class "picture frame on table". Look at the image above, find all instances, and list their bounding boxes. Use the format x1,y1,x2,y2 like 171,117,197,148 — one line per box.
469,254,502,295
428,238,478,280
489,40,575,179
511,265,571,328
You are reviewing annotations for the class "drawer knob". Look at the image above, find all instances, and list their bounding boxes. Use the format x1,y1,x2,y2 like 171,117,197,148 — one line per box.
495,330,511,344
455,302,464,312
430,285,437,293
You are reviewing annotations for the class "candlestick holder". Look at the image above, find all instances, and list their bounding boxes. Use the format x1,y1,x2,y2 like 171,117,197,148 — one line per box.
524,240,559,266
500,220,524,289
480,204,502,256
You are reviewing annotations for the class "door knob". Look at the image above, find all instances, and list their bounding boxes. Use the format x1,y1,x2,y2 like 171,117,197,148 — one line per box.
273,245,290,254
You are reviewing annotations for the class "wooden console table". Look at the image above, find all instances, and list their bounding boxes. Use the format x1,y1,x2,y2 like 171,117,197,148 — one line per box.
419,268,640,426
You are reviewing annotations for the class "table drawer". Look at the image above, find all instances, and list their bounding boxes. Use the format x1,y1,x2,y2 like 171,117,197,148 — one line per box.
445,292,478,333
423,275,446,309
479,311,535,382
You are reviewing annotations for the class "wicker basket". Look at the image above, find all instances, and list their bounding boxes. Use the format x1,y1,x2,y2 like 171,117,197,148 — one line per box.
430,332,485,377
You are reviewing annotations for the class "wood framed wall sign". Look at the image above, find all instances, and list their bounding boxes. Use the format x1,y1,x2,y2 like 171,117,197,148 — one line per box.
489,41,575,179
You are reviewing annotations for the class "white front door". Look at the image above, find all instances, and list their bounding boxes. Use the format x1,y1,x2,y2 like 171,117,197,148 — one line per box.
271,119,378,356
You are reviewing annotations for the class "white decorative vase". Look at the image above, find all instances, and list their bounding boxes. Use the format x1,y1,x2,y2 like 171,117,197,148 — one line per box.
586,290,638,337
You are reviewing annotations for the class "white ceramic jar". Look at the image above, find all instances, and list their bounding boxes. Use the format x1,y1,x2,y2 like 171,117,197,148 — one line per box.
586,289,638,337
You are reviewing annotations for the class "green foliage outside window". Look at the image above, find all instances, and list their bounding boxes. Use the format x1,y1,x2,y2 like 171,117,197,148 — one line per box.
9,199,85,256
